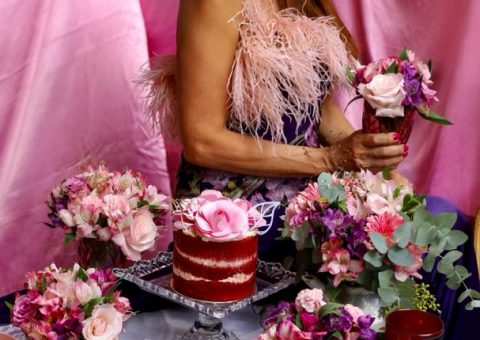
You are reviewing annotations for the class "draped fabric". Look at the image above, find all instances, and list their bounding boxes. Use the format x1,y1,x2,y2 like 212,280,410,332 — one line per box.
333,0,480,216
0,0,171,296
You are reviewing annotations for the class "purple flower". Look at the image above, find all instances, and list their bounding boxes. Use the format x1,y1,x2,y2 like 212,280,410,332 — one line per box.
305,122,320,148
403,78,423,106
64,176,86,193
52,318,83,338
204,171,231,190
325,308,353,333
263,301,295,326
321,209,354,237
401,61,417,80
347,219,368,258
265,179,304,202
357,315,376,340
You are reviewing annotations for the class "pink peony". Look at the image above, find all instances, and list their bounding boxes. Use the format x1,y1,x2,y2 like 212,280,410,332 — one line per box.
365,212,404,241
195,199,249,241
103,194,131,220
11,294,36,325
294,289,326,314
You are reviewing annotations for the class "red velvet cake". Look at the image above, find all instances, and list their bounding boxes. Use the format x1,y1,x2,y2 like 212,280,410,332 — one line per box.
172,230,258,302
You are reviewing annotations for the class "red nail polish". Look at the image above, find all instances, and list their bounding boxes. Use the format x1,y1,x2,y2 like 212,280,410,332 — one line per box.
403,152,409,157
404,145,409,152
393,133,400,141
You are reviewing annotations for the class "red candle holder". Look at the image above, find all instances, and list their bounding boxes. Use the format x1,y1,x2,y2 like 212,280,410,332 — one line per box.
385,309,444,340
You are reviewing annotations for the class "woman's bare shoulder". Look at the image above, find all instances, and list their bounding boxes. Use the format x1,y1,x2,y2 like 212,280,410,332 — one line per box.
179,0,243,19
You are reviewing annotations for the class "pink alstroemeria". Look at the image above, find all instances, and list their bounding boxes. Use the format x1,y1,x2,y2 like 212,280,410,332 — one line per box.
365,212,404,242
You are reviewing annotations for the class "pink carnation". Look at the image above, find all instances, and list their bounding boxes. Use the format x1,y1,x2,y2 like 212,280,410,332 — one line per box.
294,289,326,314
365,212,404,241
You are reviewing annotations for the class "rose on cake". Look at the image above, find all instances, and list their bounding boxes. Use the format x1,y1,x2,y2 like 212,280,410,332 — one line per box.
171,190,269,302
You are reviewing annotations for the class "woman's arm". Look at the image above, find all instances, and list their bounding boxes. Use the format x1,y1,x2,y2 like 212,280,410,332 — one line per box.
177,0,405,177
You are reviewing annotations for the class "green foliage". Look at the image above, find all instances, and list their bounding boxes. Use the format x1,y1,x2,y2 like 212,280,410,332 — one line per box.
136,200,149,209
387,247,414,266
378,287,400,306
364,251,383,268
40,275,47,295
4,300,13,311
422,253,437,272
393,222,413,248
290,223,310,243
317,173,346,204
64,232,75,245
319,303,343,319
400,48,409,60
437,250,462,274
413,283,440,312
385,61,398,74
416,106,453,125
81,297,104,318
74,267,89,282
370,232,388,254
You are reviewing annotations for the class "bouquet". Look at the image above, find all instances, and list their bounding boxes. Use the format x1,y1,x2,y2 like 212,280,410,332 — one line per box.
282,171,480,311
47,163,170,262
347,49,452,144
258,288,376,340
172,190,277,240
8,264,131,340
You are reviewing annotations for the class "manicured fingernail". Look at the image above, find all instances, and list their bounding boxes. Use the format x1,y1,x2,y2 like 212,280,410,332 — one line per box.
393,133,400,141
403,152,409,157
404,145,409,152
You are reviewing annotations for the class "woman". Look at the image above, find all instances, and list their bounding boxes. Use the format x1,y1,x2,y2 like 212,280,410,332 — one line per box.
150,0,407,259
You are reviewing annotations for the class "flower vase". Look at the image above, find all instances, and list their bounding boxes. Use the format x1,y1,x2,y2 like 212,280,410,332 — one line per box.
362,101,416,144
77,239,128,269
337,286,383,329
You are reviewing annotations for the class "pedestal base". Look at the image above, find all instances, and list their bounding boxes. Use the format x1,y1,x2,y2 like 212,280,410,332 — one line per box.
177,313,240,340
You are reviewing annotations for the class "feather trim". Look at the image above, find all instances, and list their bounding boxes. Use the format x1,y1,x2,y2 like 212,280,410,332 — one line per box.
142,54,177,139
228,0,351,143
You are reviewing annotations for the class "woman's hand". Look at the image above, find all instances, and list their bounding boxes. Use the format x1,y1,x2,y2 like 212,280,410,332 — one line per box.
326,131,407,172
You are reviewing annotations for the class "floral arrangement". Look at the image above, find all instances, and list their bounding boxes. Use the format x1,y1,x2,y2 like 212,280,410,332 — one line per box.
282,171,480,310
47,163,170,261
347,49,452,144
8,264,131,340
259,288,376,340
172,190,276,241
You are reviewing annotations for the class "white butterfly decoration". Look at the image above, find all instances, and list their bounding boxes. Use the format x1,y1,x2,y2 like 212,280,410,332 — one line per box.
248,201,281,236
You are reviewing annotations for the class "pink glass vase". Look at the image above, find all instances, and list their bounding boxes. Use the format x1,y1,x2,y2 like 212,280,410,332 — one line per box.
385,309,444,340
362,102,416,145
77,238,128,269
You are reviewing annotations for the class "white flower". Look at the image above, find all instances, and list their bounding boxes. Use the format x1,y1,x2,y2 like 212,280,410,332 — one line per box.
58,209,75,227
74,280,102,305
359,73,406,118
82,304,123,340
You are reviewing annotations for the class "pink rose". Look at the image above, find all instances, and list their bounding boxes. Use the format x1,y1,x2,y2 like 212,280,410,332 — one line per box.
294,289,326,314
103,194,131,220
358,73,406,118
11,295,35,325
195,200,249,240
112,209,157,261
113,296,131,320
82,304,123,340
344,304,365,323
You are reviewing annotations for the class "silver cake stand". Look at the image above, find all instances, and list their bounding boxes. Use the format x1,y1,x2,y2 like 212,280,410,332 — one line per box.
113,252,295,340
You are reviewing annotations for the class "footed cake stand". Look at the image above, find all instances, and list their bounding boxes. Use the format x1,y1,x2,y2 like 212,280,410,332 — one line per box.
113,252,295,340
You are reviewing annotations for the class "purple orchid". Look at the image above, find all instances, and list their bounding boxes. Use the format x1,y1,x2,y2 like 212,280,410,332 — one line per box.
325,307,353,333
321,209,354,237
357,315,376,340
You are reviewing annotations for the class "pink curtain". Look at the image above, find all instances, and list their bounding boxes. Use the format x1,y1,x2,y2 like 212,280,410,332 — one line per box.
333,0,480,216
0,1,171,295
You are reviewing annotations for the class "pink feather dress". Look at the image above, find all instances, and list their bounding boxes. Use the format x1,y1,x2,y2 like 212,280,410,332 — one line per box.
146,0,351,259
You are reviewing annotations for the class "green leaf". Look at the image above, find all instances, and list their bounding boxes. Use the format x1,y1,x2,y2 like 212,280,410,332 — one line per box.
387,247,414,266
137,200,149,209
394,222,413,248
400,48,409,61
75,267,89,282
433,212,457,230
346,67,355,83
319,303,343,318
81,297,104,318
378,287,400,305
382,168,393,180
295,313,302,329
329,331,343,340
4,300,13,311
423,253,437,272
370,232,388,254
397,280,416,309
364,250,383,267
458,289,473,303
317,173,346,204
437,250,462,274
465,300,480,310
357,270,374,287
414,223,433,246
378,270,394,288
417,107,453,125
447,275,462,290
393,186,403,200
446,230,468,248
40,275,47,294
64,232,75,245
385,61,398,74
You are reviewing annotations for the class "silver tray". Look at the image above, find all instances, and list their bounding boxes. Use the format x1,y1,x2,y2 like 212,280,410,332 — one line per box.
113,252,295,319
0,324,26,340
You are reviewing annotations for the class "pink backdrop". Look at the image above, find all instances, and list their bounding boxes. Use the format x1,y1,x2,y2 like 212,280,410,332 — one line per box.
0,1,172,295
1,0,479,296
